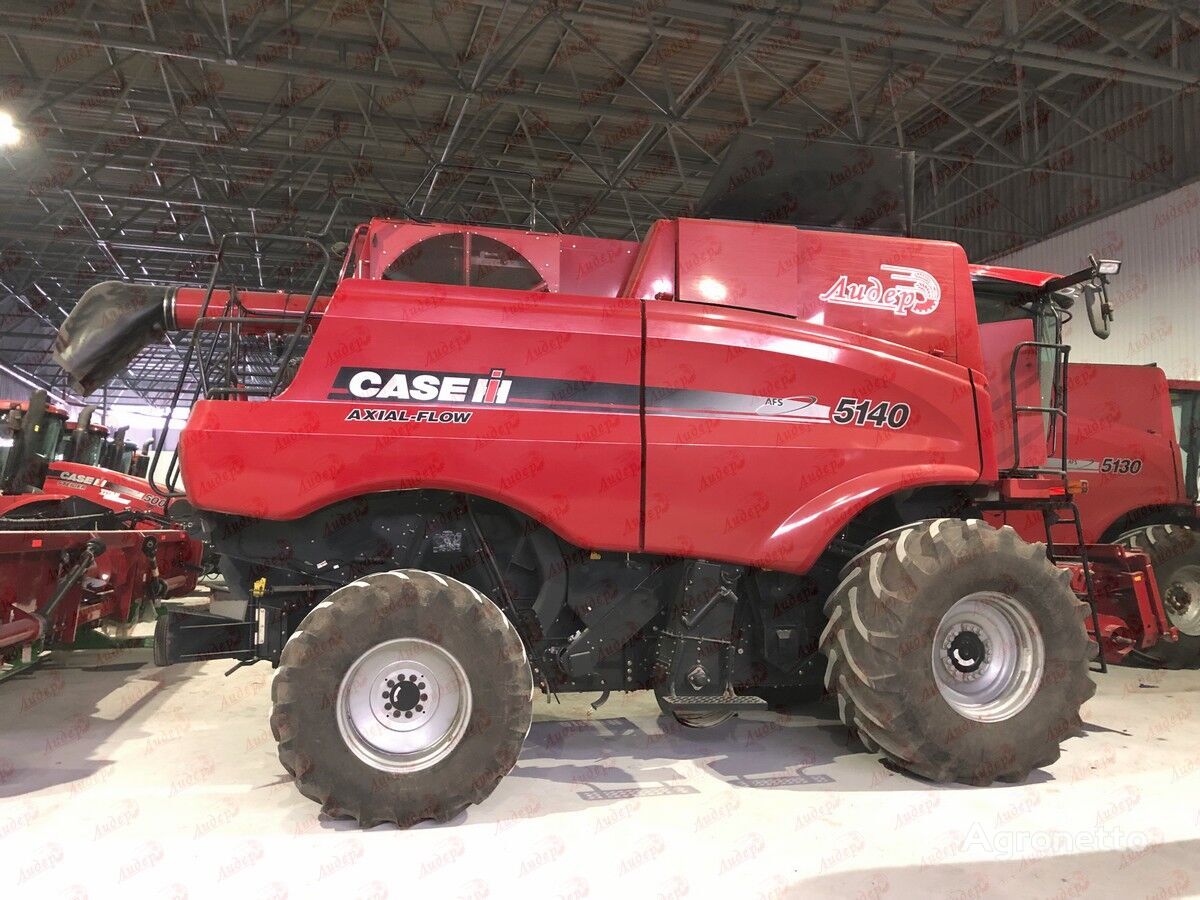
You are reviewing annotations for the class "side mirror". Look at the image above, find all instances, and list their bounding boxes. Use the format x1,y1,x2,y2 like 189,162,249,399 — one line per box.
1084,254,1116,340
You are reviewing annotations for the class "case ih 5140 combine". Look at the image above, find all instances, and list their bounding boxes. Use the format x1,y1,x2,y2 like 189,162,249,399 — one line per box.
54,214,1171,827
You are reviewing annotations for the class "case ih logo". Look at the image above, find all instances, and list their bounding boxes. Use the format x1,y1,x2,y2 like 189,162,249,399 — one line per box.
818,265,941,316
54,470,106,487
338,367,513,404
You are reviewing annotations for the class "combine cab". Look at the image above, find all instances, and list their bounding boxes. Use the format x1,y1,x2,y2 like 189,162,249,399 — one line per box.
55,215,1137,826
0,393,68,502
1171,379,1200,505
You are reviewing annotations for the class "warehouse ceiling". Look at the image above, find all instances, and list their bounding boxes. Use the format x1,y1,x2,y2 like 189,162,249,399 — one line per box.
1,0,1198,405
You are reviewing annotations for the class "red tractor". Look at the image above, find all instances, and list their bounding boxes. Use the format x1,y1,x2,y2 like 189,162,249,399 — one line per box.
971,264,1200,667
56,216,1165,827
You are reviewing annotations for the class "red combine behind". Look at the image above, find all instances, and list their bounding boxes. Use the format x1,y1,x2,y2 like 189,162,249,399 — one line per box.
0,392,204,679
971,264,1198,667
1,395,167,524
55,212,1167,826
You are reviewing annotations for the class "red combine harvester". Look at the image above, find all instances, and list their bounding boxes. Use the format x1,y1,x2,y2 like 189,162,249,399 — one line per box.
53,209,1172,826
0,392,204,679
1,394,167,524
971,265,1198,666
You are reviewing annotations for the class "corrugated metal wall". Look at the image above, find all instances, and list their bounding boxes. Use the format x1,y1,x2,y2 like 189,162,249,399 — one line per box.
992,180,1200,380
0,369,30,401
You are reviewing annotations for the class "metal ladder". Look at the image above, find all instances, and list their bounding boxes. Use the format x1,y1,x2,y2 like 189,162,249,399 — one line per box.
1002,339,1107,672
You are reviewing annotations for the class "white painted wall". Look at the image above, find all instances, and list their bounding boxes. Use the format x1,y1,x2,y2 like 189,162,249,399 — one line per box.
992,181,1200,380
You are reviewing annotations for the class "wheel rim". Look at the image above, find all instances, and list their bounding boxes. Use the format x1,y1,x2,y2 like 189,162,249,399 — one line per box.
932,591,1044,724
336,638,472,773
1163,564,1200,636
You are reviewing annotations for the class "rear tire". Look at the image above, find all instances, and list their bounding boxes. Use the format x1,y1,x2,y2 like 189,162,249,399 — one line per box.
820,519,1095,785
1116,525,1200,668
271,570,533,826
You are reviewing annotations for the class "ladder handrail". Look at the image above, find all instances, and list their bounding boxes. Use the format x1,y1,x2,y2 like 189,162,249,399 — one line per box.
147,233,331,499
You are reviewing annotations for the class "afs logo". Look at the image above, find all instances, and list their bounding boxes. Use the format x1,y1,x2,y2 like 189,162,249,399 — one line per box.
818,264,941,316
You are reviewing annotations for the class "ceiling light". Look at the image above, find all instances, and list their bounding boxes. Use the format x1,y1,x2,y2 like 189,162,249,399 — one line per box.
0,111,22,147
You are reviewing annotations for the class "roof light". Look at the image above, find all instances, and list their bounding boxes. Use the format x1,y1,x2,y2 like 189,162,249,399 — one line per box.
0,111,21,147
1097,259,1121,276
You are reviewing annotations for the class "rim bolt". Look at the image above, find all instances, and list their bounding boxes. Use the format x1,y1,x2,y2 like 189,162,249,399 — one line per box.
405,711,413,718
392,711,400,718
417,682,426,690
416,704,424,713
420,693,428,701
409,674,417,682
384,702,392,710
386,679,395,687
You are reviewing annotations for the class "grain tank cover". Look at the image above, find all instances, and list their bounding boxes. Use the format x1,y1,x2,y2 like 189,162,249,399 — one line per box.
695,135,915,237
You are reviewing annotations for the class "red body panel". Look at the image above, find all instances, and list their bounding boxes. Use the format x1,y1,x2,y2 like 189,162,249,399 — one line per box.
997,364,1187,543
179,223,992,575
0,463,169,518
1065,364,1184,539
182,279,645,553
43,461,171,515
969,264,1057,287
0,491,73,516
671,218,984,372
642,299,984,573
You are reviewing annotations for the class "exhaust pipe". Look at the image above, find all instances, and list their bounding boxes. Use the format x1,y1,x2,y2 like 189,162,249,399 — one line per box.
53,280,173,396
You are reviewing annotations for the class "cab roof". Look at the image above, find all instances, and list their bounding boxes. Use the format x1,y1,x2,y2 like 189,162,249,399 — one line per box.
969,264,1060,287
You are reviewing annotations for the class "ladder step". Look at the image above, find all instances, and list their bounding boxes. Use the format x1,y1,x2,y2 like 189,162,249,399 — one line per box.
660,694,767,711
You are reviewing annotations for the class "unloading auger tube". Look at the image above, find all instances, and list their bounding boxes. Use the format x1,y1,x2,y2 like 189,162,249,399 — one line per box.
53,279,331,396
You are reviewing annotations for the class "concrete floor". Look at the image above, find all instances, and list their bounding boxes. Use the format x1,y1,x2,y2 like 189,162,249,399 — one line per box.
2,643,1199,899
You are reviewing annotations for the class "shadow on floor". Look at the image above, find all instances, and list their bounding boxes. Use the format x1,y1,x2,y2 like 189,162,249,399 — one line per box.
792,838,1200,898
498,700,1070,815
0,648,200,798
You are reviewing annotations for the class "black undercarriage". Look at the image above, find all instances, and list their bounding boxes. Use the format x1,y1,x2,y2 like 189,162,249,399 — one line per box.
164,490,845,703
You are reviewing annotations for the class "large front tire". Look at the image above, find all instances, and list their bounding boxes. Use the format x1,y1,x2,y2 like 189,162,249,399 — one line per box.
271,570,533,826
821,519,1095,785
1117,524,1200,668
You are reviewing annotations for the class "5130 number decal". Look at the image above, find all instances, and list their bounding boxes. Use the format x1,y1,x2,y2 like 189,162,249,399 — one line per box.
831,397,911,429
1100,457,1142,474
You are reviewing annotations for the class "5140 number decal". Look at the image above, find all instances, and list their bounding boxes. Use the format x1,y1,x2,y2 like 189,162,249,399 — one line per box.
831,397,911,429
